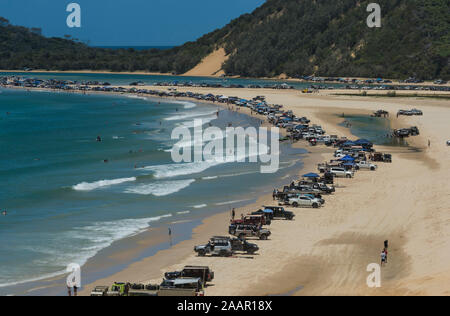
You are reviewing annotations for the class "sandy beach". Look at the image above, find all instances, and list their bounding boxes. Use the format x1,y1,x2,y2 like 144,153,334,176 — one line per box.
64,85,450,296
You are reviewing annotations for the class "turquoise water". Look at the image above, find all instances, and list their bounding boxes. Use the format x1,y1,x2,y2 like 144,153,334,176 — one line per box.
0,88,304,289
0,71,347,89
339,114,407,146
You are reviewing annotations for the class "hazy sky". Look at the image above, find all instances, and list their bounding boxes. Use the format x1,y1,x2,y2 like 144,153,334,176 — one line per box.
0,0,266,46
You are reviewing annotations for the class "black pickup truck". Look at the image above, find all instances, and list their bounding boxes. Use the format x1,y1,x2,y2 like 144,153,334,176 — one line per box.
252,206,295,220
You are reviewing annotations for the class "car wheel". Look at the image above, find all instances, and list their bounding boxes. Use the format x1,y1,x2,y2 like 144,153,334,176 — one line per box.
292,202,299,208
238,234,245,240
355,166,360,170
198,250,206,257
312,203,319,209
346,174,352,178
260,234,268,240
219,250,228,257
371,167,376,171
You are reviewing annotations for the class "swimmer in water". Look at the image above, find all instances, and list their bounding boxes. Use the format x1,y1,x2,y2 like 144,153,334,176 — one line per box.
2,210,7,216
96,136,102,142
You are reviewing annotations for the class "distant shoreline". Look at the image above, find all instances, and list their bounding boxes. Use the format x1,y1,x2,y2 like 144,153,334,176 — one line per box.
1,70,449,88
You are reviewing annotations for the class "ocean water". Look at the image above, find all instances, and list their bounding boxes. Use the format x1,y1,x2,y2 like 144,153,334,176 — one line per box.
0,71,346,90
0,88,304,290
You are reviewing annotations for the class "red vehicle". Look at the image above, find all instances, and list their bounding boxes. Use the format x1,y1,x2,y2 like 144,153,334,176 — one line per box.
231,214,271,226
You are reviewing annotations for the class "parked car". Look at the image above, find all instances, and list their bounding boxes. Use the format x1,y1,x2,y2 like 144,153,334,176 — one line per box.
194,237,233,257
159,278,204,297
355,161,378,171
287,195,322,208
231,214,271,226
164,266,215,286
90,286,109,296
229,224,271,240
255,206,295,220
330,167,354,178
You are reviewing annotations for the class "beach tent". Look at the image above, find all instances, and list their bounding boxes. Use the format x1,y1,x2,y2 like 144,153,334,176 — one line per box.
303,173,320,178
355,139,373,146
339,155,355,162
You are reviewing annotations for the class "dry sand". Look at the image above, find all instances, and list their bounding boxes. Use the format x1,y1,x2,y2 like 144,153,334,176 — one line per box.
71,85,450,296
183,48,228,77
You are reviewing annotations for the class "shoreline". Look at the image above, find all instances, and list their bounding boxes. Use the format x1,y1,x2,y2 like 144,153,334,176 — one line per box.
1,70,449,88
0,86,306,296
2,81,450,296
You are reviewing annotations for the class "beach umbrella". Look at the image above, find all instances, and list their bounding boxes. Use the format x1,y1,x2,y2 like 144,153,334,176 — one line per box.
303,173,320,178
339,155,355,162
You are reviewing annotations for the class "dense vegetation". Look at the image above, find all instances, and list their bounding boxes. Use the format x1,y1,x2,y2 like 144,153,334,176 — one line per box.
0,0,448,79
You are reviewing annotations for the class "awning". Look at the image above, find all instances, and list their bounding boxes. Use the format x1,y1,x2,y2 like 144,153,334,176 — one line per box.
303,173,320,178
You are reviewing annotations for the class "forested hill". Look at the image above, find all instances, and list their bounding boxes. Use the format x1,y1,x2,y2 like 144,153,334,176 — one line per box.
0,0,449,80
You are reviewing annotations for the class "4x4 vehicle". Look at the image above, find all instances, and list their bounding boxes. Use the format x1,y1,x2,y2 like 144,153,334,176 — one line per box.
287,195,322,208
253,206,295,220
356,161,377,171
90,286,109,296
107,282,130,296
231,214,271,226
194,237,233,257
159,278,204,297
330,167,354,178
229,224,271,240
165,266,214,286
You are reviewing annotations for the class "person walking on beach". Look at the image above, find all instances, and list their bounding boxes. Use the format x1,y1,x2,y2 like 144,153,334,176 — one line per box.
231,208,235,220
168,228,173,246
383,248,388,264
428,139,431,148
381,250,387,266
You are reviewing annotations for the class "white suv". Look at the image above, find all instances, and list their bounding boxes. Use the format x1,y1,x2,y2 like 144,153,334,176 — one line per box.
288,195,322,209
356,161,377,171
330,167,354,178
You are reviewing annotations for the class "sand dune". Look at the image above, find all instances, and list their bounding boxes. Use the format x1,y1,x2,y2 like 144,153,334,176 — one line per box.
183,48,228,77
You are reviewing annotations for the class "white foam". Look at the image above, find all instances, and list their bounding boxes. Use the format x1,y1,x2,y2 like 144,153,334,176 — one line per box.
124,179,195,196
73,177,136,191
192,204,207,209
0,214,173,288
165,110,217,122
143,160,224,179
176,211,191,215
215,199,249,206
202,176,218,180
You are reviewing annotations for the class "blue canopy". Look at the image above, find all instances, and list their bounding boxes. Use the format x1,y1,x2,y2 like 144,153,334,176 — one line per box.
342,141,356,147
355,139,373,145
339,155,355,162
303,173,320,178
